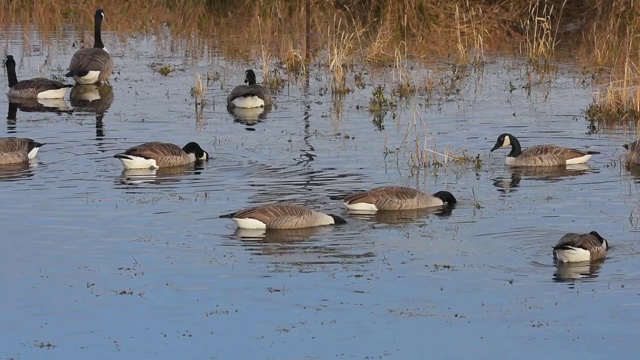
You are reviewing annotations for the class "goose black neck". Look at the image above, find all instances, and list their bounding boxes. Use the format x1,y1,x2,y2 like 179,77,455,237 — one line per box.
93,12,104,49
245,70,257,85
507,135,522,157
5,59,18,88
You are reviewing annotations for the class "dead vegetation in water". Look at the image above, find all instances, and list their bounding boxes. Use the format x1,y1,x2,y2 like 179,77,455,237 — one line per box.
383,108,481,170
519,0,564,72
0,0,631,62
582,0,640,125
328,16,361,95
191,73,205,110
1,0,639,110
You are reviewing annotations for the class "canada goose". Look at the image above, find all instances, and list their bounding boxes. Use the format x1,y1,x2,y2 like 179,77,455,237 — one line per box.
623,140,640,166
226,69,273,109
220,203,347,230
113,141,209,170
553,231,609,263
490,133,598,166
66,9,113,85
0,137,44,165
343,186,457,211
5,55,72,99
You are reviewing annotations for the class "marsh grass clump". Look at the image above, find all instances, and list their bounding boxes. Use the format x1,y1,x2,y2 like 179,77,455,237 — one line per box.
263,68,287,92
454,3,486,67
519,0,564,72
369,85,396,113
354,71,366,89
585,24,640,125
370,85,398,131
149,63,175,76
328,17,361,95
159,65,173,76
283,48,306,77
392,82,417,100
404,110,480,169
364,15,394,63
390,45,417,99
586,87,640,124
410,144,481,169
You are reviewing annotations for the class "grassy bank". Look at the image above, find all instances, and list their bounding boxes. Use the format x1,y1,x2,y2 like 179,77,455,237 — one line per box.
1,0,639,122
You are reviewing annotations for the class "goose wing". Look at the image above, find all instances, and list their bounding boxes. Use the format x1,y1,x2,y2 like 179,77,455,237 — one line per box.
554,233,603,251
123,142,184,160
228,204,314,229
344,186,424,210
68,48,112,73
12,78,70,92
520,145,594,165
227,85,272,105
0,138,35,153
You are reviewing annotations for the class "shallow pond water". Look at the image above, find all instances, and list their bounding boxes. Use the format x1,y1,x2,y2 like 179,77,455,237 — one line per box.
1,27,640,359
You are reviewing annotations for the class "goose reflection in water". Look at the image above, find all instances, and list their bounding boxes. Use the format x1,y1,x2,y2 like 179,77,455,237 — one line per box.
7,98,72,131
227,104,272,127
553,261,603,283
346,206,454,225
70,84,114,140
0,161,37,181
231,227,375,266
116,163,204,186
493,164,592,195
70,84,114,113
234,226,331,243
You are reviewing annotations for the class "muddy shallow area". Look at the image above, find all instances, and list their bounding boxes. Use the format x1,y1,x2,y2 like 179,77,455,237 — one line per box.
1,28,640,359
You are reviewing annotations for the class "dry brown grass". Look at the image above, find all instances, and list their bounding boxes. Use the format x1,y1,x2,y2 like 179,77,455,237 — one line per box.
587,75,640,126
2,0,640,115
395,108,480,169
518,0,565,70
0,1,633,67
327,16,362,95
582,0,640,124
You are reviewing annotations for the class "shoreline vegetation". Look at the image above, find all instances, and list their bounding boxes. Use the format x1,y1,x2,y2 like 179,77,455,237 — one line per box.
1,0,639,124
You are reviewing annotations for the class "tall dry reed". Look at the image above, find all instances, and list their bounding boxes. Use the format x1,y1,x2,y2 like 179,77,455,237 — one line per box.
2,0,640,120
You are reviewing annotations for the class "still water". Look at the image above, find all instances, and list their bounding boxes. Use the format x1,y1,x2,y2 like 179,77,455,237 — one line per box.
1,27,640,359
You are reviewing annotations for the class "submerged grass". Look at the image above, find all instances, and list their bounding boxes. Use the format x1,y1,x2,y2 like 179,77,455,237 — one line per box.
382,108,481,170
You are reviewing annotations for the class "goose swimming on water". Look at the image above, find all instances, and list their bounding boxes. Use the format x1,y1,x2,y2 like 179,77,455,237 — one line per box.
490,133,598,166
343,186,457,211
5,55,72,99
0,137,44,165
226,69,273,109
220,203,346,230
114,141,209,170
553,231,609,263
